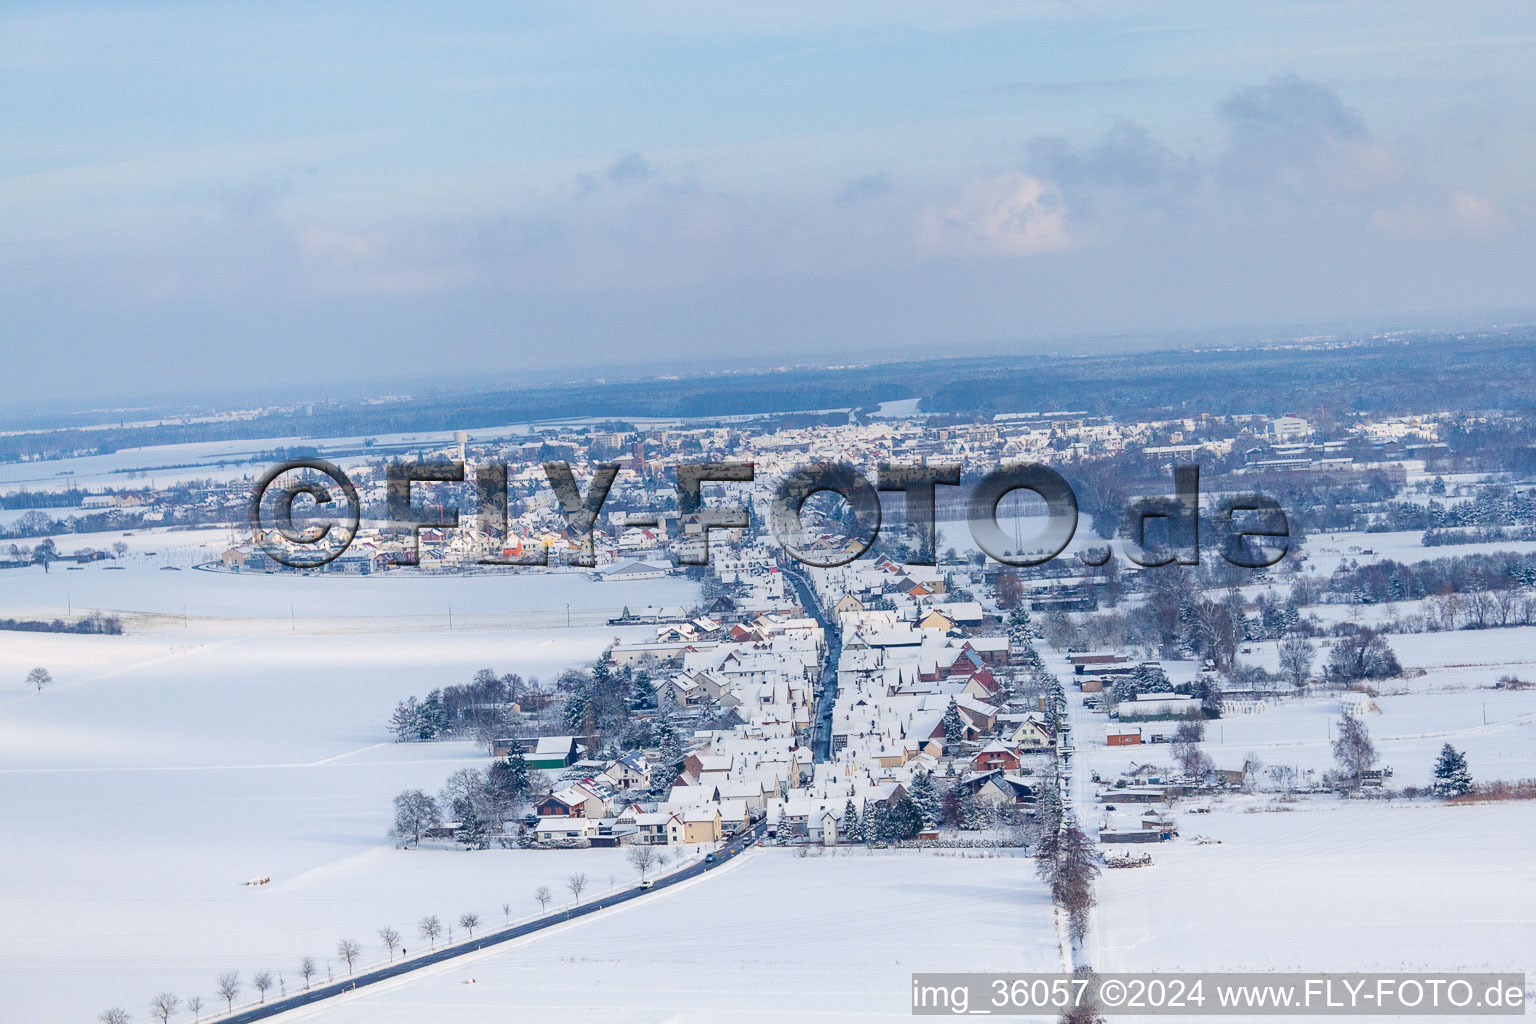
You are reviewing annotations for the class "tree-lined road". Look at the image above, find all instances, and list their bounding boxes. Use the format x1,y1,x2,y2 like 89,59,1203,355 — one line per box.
221,821,765,1023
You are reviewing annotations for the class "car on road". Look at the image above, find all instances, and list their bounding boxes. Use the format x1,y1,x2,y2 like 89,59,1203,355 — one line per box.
704,852,716,863
639,879,655,889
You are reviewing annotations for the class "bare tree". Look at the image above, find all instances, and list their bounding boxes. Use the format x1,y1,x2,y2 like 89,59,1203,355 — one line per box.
26,666,51,693
1035,819,1100,941
1278,637,1315,691
185,996,202,1023
215,972,240,1013
1332,714,1378,787
502,901,511,924
99,1010,130,1024
1172,738,1212,782
1429,593,1462,632
418,914,443,949
1267,764,1298,794
1172,719,1204,744
534,885,552,913
148,992,179,1023
337,938,362,974
378,926,401,960
458,912,481,939
566,872,589,903
390,789,442,847
253,972,274,1003
1061,966,1107,1024
626,843,657,880
298,956,317,990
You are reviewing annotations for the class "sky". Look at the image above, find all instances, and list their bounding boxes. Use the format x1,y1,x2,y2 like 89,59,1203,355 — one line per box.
3,1,1536,409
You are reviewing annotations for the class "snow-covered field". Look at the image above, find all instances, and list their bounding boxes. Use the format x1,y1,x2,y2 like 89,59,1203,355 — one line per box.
0,591,686,1021
1090,801,1536,977
266,849,1060,1024
1300,529,1536,575
0,526,698,626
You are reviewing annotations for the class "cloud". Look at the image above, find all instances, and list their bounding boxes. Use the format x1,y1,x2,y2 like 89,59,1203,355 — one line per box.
1025,119,1199,220
1215,74,1396,195
1372,191,1503,237
575,152,656,196
919,173,1071,255
1014,74,1499,240
835,173,893,204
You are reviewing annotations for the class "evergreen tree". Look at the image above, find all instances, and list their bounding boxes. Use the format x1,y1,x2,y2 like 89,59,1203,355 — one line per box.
865,802,893,842
562,687,591,733
888,794,924,840
959,793,988,830
389,697,421,742
486,747,532,814
908,770,940,827
651,724,683,796
841,799,863,842
1432,743,1473,797
1006,605,1036,647
418,690,448,739
630,667,656,710
942,698,966,748
454,805,489,850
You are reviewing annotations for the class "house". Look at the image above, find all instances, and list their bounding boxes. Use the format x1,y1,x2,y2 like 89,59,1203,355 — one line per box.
616,806,673,845
810,809,840,846
491,735,580,768
1006,717,1055,752
917,609,955,632
956,770,1033,810
535,781,613,819
961,668,1001,700
534,818,599,844
832,593,865,617
667,806,723,845
972,740,1021,773
600,754,652,791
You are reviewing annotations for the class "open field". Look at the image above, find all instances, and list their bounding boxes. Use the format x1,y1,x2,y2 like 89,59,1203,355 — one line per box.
1090,801,1536,977
0,574,690,1022
0,526,698,626
266,849,1060,1024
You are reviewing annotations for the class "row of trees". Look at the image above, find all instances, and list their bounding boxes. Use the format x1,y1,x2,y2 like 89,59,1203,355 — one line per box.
99,871,646,1024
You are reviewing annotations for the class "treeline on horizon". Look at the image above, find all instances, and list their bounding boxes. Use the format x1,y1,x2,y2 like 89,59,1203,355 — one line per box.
5,329,1536,464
